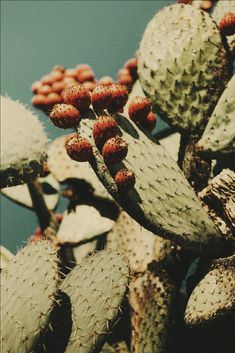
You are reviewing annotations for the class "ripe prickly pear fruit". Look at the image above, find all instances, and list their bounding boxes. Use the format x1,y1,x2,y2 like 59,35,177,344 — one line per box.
102,136,128,164
50,104,81,129
66,134,93,162
128,96,151,123
115,168,136,191
91,85,112,111
219,12,235,36
62,84,91,111
108,84,129,113
92,116,118,148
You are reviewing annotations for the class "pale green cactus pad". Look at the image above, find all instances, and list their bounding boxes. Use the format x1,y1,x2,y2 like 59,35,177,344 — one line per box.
57,205,114,244
198,75,235,156
59,249,129,353
0,245,14,270
185,255,235,327
138,4,231,134
129,269,175,353
0,96,48,188
47,135,110,198
72,240,98,265
80,115,222,256
1,174,59,210
107,212,172,273
1,241,59,353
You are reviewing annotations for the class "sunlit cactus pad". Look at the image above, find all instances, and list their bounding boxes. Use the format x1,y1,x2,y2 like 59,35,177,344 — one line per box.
59,249,129,353
185,255,235,327
1,241,59,353
0,96,47,188
80,115,222,255
138,4,231,134
198,75,235,156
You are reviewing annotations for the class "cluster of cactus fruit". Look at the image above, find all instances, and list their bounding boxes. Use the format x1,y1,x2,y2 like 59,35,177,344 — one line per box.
1,1,235,353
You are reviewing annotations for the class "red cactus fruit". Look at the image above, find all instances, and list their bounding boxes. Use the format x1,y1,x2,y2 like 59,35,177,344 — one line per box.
76,64,91,74
142,111,157,132
98,76,114,86
124,57,138,78
41,74,55,85
91,85,112,111
77,69,96,83
83,81,97,92
177,0,192,4
128,96,151,123
46,93,63,106
34,227,42,235
50,104,81,129
219,13,235,36
63,77,78,88
64,68,78,78
62,84,91,111
50,70,64,82
118,74,133,90
92,116,118,148
53,65,65,73
115,169,136,190
66,134,94,162
28,233,45,243
108,84,129,113
200,0,212,11
52,81,65,93
55,213,63,223
102,136,128,164
31,94,47,107
117,68,130,78
37,84,53,95
31,81,42,93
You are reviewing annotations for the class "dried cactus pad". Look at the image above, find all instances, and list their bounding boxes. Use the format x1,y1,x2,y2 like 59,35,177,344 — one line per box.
47,135,109,198
0,96,48,188
60,249,129,353
57,205,114,244
198,75,235,156
185,255,235,327
107,212,172,273
80,116,222,256
129,269,175,353
138,4,231,134
1,241,59,353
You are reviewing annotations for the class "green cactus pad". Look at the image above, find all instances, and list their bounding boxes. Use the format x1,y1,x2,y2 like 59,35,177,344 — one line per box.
59,249,129,353
129,269,175,353
0,245,14,270
47,135,109,198
1,174,59,210
1,240,59,353
57,205,114,244
101,341,130,353
0,96,48,188
185,255,235,327
79,115,222,256
107,212,172,273
138,4,231,134
198,75,235,156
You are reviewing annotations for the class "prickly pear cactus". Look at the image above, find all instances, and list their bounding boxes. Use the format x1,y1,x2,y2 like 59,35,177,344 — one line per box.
0,245,14,270
1,241,60,353
185,255,235,327
80,115,222,256
198,75,235,156
129,268,175,353
138,4,231,134
0,96,48,188
107,212,172,273
57,249,129,353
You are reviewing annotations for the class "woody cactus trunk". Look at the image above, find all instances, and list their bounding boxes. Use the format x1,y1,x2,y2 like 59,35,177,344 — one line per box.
1,1,235,353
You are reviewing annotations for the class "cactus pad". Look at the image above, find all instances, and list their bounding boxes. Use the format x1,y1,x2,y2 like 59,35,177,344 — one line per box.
1,240,59,353
80,115,222,255
59,249,129,353
0,245,14,270
138,4,231,134
129,269,175,353
107,212,172,273
198,75,235,156
185,255,235,327
0,96,48,188
57,205,114,244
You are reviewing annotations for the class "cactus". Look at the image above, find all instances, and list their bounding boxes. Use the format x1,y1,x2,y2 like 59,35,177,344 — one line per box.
1,241,60,353
198,75,235,157
138,4,232,135
185,255,235,327
57,205,114,244
1,174,59,210
0,245,14,270
51,249,129,353
0,96,48,188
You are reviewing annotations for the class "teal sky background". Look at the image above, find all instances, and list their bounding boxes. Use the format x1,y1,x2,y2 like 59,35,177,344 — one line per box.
1,0,174,253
